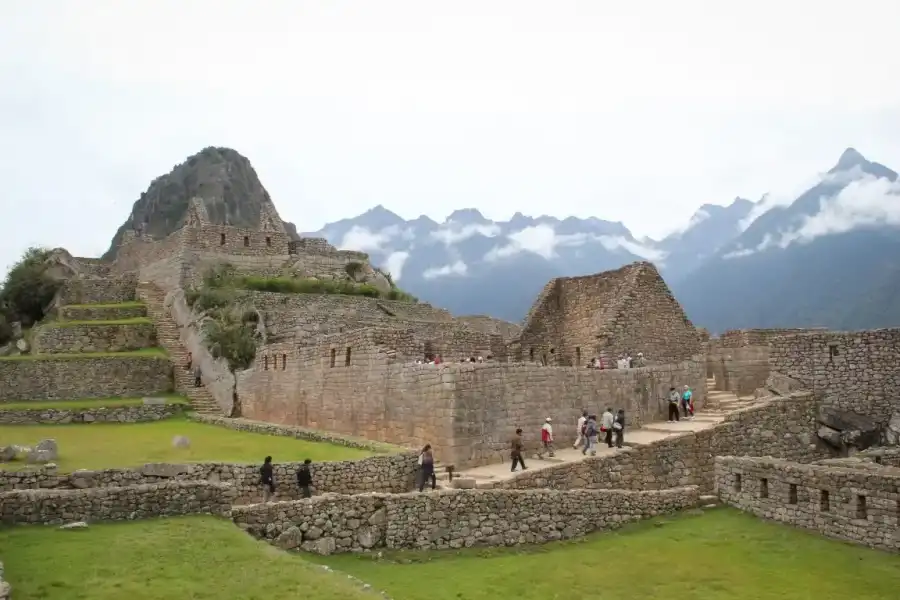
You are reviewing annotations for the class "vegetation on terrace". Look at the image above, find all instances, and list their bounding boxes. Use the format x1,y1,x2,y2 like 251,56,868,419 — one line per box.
317,508,900,600
1,509,898,600
0,415,376,472
0,516,380,600
43,317,152,327
0,348,167,361
0,247,62,345
0,395,188,411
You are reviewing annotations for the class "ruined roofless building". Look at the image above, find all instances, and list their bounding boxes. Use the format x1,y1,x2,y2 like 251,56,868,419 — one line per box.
509,261,701,367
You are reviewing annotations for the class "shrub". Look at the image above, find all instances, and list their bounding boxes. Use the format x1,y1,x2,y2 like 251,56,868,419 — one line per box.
186,287,236,312
0,314,11,345
0,247,62,329
203,309,258,371
238,276,381,298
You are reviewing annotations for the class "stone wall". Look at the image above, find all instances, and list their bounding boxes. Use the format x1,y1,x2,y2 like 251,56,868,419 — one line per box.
239,330,706,468
58,274,137,305
455,315,523,342
514,262,699,367
449,360,707,466
715,456,900,552
58,303,147,321
0,481,234,525
769,329,900,426
0,402,183,425
32,321,157,354
0,355,172,401
232,486,700,554
0,455,417,502
495,392,827,494
708,345,770,397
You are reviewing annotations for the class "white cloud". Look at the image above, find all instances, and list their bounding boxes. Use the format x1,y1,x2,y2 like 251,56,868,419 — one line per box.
422,260,468,279
338,225,399,252
485,224,665,262
382,251,410,281
667,208,711,239
431,223,501,246
724,174,900,258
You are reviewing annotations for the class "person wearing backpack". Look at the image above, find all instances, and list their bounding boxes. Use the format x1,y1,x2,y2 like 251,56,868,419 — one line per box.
296,458,313,498
613,409,626,448
667,387,681,422
259,456,275,503
582,415,599,456
418,444,436,491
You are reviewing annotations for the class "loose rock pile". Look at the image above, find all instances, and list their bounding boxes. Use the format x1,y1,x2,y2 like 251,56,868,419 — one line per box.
0,438,58,464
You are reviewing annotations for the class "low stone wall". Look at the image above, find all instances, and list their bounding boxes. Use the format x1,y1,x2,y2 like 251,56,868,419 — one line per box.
0,454,418,501
32,321,157,354
715,456,900,552
232,486,699,554
0,481,234,525
0,402,183,425
58,303,147,321
58,275,137,305
494,392,828,494
188,414,408,453
0,355,173,401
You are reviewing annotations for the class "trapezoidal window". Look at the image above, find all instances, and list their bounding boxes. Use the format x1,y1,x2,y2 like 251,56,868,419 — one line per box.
575,347,581,366
856,495,867,520
345,347,352,367
759,478,769,499
330,348,336,368
220,233,226,245
788,484,798,505
243,235,250,247
282,353,287,370
266,236,272,247
734,474,742,492
263,355,269,371
819,490,830,512
529,348,534,361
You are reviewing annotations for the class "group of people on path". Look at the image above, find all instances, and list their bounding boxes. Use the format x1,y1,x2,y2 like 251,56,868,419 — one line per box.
258,456,314,503
667,385,695,421
573,408,626,456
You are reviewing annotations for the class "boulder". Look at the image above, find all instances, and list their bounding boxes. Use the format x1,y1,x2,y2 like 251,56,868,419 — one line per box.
34,439,59,460
817,426,843,449
884,413,900,446
818,406,880,449
0,446,15,462
27,450,55,464
274,526,303,550
15,338,28,353
10,321,22,338
301,536,336,556
172,435,191,449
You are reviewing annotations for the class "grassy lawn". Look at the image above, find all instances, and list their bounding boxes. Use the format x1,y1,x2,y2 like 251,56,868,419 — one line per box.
315,508,900,600
0,347,167,360
49,317,152,326
0,395,188,411
0,416,376,471
0,516,379,600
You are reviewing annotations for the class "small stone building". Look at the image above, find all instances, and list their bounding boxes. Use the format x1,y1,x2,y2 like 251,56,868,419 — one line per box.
509,261,700,367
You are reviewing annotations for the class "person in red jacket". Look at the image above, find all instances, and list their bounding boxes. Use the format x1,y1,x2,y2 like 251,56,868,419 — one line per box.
540,417,555,458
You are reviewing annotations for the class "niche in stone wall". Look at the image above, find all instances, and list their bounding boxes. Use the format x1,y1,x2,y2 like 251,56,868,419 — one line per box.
828,342,840,362
263,355,269,371
529,348,534,361
345,347,352,367
330,348,336,368
266,237,272,247
282,353,287,370
220,233,226,245
243,235,250,247
576,346,581,366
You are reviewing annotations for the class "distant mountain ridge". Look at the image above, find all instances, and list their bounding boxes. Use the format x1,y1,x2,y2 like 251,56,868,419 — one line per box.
305,147,900,331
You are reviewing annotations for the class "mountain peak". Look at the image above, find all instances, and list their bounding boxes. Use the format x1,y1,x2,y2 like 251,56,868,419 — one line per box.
446,208,487,224
829,147,868,173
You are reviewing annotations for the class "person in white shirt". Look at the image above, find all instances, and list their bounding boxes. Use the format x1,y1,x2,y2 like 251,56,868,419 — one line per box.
573,410,587,449
601,407,615,448
540,417,555,457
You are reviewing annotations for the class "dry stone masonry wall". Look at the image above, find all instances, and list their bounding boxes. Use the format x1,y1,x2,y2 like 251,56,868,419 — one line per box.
0,481,234,525
715,456,900,552
769,329,900,426
58,275,137,305
0,402,183,425
32,321,157,354
0,356,173,401
58,303,147,321
232,486,699,555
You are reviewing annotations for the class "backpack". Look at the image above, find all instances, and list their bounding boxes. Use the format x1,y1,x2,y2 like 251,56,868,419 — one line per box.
417,453,424,466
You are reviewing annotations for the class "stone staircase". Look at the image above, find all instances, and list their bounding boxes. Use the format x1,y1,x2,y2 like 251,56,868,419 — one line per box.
698,377,761,419
137,283,222,415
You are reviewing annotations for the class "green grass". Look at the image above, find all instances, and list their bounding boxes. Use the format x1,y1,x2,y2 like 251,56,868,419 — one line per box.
49,317,152,327
0,516,379,600
0,347,167,360
0,416,376,472
314,508,900,600
0,395,188,411
62,301,146,309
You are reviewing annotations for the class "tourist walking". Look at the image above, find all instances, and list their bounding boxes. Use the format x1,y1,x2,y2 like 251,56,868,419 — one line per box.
582,415,599,456
259,455,275,503
193,365,202,387
540,417,555,457
573,410,588,449
601,407,615,447
510,428,528,472
297,458,313,498
613,409,626,448
667,387,681,422
418,444,436,491
682,385,694,420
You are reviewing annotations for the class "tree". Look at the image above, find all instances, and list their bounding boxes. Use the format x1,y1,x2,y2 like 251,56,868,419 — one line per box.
0,247,61,330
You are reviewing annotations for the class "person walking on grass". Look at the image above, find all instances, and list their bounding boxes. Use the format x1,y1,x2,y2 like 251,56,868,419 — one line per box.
511,428,528,472
667,387,681,422
418,444,437,491
682,385,694,420
573,410,588,449
297,458,313,498
601,407,615,448
540,417,555,457
582,415,599,456
259,456,275,503
613,409,626,448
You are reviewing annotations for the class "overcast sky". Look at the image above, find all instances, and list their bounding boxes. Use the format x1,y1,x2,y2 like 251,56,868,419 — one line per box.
2,0,899,276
